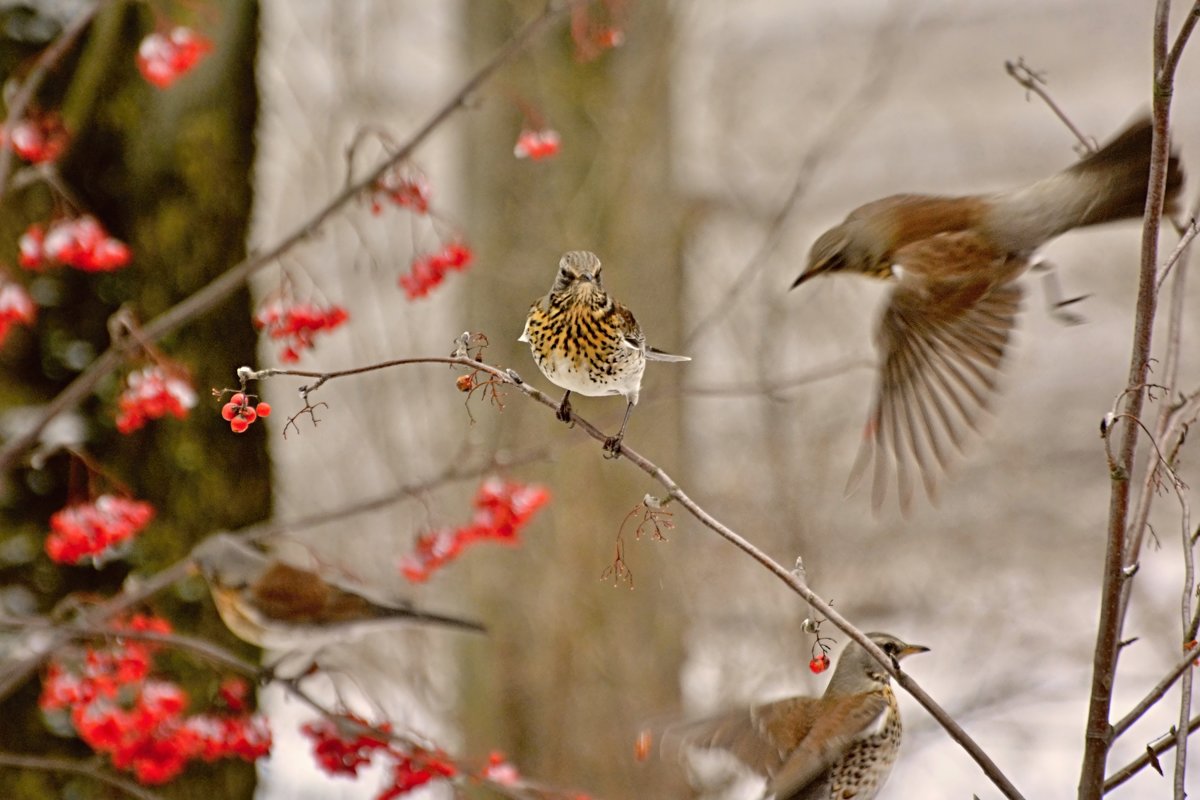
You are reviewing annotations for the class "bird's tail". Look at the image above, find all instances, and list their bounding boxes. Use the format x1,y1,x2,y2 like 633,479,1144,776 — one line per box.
990,116,1184,248
645,346,691,362
380,604,487,634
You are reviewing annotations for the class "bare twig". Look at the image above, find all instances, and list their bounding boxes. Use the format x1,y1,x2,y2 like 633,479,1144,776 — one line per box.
1077,2,1199,796
0,0,578,475
1104,712,1200,793
0,751,165,800
1111,643,1200,739
1004,58,1096,153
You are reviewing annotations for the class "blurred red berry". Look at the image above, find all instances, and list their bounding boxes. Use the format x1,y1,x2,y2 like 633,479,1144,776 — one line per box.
0,279,36,346
254,300,348,362
809,653,830,674
399,477,549,582
513,129,561,161
137,27,213,89
45,494,155,566
116,365,197,434
255,402,271,418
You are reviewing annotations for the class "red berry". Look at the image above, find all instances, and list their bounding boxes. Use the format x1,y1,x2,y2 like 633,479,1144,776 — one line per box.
230,417,250,433
221,403,237,421
255,402,271,418
809,653,830,674
230,392,245,406
240,406,257,423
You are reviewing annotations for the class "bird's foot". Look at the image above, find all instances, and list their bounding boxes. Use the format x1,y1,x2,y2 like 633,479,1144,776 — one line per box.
603,435,624,459
556,398,574,426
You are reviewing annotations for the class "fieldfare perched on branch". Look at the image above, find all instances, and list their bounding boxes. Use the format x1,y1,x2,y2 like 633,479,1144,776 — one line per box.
192,533,484,651
791,117,1183,512
663,632,928,800
520,250,690,457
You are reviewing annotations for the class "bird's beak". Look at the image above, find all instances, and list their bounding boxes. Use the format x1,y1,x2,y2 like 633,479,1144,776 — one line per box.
789,263,826,290
899,644,930,658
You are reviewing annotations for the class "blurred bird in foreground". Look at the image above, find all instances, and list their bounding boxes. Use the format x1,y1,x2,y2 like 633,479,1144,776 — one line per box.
520,250,690,457
192,533,484,652
791,117,1183,512
657,632,928,800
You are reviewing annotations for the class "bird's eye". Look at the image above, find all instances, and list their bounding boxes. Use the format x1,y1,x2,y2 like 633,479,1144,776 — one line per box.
882,642,897,655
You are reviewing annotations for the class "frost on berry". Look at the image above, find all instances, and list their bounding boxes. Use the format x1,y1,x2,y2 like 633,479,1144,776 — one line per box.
18,216,131,272
2,111,69,163
372,165,432,215
137,27,213,89
45,495,155,566
513,129,561,161
0,278,36,346
115,365,197,434
398,478,550,582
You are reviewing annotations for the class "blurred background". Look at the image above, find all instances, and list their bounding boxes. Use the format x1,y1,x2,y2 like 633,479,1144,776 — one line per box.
3,0,1200,798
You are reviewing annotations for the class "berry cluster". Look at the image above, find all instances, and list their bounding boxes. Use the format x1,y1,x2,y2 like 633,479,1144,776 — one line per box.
253,300,349,363
18,216,131,272
136,27,213,89
397,242,473,300
115,365,198,434
399,478,550,582
39,615,270,785
513,129,561,161
1,112,68,163
45,494,155,566
371,167,431,215
0,279,36,346
303,715,456,798
220,392,271,434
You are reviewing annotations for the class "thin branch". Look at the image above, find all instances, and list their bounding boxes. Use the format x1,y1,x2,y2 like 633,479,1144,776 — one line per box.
1104,712,1200,793
1112,643,1200,738
1155,216,1199,292
1004,58,1096,153
1077,2,1192,795
0,752,165,800
0,0,577,475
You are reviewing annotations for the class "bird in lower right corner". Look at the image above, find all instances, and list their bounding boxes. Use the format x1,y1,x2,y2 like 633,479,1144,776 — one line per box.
660,632,928,800
790,116,1183,513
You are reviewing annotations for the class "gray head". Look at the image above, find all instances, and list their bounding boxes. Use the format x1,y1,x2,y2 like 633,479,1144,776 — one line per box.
551,250,605,295
825,631,929,695
191,533,268,589
791,222,873,288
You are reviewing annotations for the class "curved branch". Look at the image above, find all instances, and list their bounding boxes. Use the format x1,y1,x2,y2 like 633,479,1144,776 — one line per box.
236,355,1027,799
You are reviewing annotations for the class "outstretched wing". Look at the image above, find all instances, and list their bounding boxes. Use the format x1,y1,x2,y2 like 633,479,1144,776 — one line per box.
847,231,1025,514
766,692,890,799
659,693,890,800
